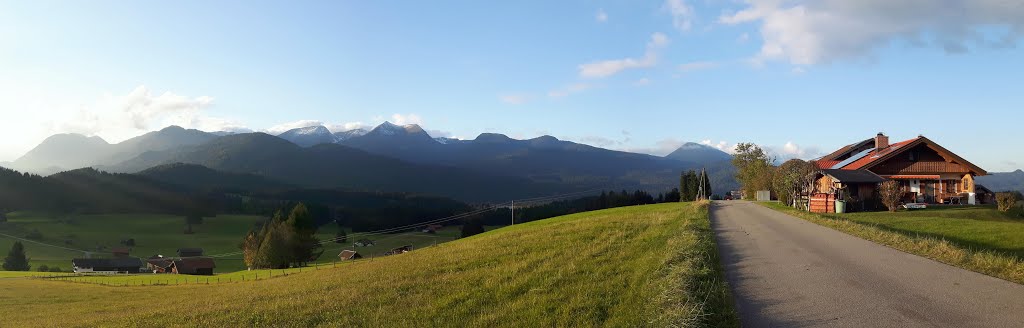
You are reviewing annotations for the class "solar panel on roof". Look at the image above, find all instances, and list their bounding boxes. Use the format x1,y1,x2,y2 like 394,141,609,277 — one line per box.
830,148,874,169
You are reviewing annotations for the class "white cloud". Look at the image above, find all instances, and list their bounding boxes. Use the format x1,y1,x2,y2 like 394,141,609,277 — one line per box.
678,61,720,72
325,121,370,132
719,0,1024,65
499,94,530,105
700,139,739,154
578,32,670,78
45,85,242,142
633,78,652,86
390,113,423,125
664,0,696,32
765,141,823,162
548,83,593,98
596,8,608,23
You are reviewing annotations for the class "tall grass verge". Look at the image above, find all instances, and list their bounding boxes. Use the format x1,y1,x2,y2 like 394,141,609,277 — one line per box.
657,200,738,327
760,203,1024,284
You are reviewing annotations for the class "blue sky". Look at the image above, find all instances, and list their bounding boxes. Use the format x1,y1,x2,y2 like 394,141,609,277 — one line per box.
1,1,1022,171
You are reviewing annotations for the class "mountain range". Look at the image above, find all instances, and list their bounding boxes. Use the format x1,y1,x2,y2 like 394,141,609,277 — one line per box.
4,122,746,202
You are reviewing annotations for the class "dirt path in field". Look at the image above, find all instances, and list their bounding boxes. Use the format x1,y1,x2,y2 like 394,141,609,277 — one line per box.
711,201,1024,328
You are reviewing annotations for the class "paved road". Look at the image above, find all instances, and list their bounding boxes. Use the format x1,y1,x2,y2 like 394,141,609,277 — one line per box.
711,201,1024,328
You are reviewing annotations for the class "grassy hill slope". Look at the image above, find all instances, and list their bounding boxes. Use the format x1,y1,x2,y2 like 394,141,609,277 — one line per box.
0,202,736,327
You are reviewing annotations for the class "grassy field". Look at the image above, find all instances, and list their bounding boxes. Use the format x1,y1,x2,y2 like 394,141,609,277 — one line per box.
0,202,738,327
0,212,481,272
761,202,1024,284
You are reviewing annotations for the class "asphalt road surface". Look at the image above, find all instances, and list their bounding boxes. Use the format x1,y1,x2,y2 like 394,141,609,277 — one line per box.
711,201,1024,327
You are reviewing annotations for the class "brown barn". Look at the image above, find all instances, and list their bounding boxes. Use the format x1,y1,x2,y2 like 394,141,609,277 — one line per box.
169,257,216,275
176,248,204,258
111,247,131,258
384,245,413,256
146,256,174,273
338,250,362,261
811,133,988,212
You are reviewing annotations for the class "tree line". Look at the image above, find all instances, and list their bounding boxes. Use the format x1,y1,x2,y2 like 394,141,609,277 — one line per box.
240,203,323,269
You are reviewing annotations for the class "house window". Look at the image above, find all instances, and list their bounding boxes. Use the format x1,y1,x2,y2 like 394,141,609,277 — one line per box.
908,151,917,162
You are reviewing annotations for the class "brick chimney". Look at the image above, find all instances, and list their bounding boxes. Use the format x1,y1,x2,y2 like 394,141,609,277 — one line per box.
875,132,889,150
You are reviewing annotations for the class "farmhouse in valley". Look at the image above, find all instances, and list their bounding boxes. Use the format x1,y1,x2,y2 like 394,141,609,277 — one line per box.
176,248,204,258
71,257,145,274
168,257,216,275
338,250,362,261
810,133,989,212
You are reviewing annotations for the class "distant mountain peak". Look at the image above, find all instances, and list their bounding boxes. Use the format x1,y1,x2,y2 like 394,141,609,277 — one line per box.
474,133,513,143
277,125,337,147
368,121,428,137
160,125,186,132
279,125,331,136
665,142,732,165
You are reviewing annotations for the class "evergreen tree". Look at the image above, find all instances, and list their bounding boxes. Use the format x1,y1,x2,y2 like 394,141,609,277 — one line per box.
3,241,30,271
680,171,690,202
335,221,347,244
256,220,293,269
286,203,321,267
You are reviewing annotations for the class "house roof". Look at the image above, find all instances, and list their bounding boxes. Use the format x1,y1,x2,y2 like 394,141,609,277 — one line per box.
171,257,216,271
815,160,841,170
881,175,941,179
176,248,204,256
819,138,873,162
338,250,360,260
820,169,887,184
832,136,987,175
111,247,130,254
72,257,144,268
146,258,174,268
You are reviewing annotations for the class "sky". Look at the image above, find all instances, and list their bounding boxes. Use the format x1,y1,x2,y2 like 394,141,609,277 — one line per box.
1,1,1023,171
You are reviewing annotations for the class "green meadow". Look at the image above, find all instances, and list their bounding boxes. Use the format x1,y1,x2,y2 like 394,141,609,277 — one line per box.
0,212,480,272
0,202,738,327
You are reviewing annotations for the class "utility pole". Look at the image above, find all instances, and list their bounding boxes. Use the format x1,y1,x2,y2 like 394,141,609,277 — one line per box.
511,200,515,225
696,168,707,201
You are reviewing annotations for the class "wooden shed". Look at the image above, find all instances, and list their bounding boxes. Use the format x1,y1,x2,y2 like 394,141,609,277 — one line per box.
338,250,362,261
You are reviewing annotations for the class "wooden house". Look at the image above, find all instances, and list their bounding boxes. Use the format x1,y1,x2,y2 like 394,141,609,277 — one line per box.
353,239,375,247
71,257,145,274
811,133,988,212
338,250,362,261
384,245,413,256
421,224,444,233
146,255,173,273
169,257,216,275
111,247,131,258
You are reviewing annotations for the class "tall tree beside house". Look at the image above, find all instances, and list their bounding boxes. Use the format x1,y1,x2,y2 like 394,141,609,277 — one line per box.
732,143,775,199
184,214,203,234
460,218,485,238
3,241,30,271
773,159,816,207
879,181,903,212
